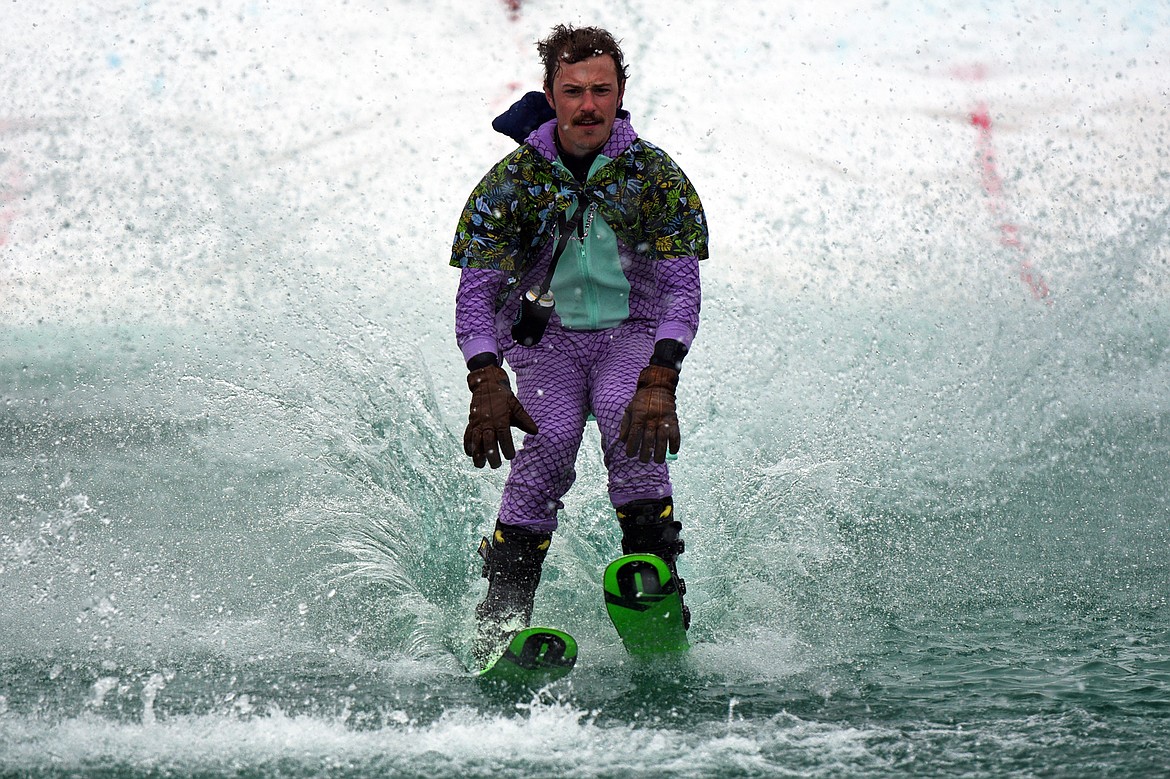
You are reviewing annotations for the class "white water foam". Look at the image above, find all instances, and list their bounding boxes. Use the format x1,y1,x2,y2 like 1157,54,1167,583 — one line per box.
2,696,899,778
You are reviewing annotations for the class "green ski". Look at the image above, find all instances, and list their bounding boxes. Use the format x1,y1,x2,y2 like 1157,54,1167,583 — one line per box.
603,554,690,654
477,626,578,685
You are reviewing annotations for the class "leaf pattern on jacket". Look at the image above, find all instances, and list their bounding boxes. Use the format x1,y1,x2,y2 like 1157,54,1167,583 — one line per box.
451,139,708,275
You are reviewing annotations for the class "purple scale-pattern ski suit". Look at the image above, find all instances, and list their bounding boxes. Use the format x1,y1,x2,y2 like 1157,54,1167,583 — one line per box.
454,118,704,532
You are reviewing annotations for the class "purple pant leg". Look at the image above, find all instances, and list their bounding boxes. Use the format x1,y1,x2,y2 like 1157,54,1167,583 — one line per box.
499,332,590,532
589,324,673,506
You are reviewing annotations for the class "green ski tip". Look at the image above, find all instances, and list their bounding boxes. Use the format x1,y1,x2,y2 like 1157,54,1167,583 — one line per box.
604,554,690,655
477,626,578,686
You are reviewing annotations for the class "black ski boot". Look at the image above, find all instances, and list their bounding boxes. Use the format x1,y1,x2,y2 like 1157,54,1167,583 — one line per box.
616,497,691,630
472,522,552,668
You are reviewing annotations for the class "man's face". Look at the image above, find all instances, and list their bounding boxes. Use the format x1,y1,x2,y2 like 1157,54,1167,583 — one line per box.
545,55,624,157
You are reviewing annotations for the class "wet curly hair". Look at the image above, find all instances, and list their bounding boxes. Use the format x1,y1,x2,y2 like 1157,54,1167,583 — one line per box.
537,25,629,92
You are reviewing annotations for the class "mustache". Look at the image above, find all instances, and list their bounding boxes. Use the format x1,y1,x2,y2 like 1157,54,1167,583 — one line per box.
572,112,603,125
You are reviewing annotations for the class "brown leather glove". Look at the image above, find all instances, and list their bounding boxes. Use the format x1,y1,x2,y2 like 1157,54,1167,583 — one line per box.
465,365,538,469
619,365,680,464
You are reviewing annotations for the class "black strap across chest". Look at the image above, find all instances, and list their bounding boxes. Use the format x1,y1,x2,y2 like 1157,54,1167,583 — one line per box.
535,193,591,296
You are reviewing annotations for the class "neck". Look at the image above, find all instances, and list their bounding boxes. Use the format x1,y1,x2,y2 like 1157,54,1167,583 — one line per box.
555,129,603,183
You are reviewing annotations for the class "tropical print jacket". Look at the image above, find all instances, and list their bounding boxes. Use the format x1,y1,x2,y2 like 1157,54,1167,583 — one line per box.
450,117,709,276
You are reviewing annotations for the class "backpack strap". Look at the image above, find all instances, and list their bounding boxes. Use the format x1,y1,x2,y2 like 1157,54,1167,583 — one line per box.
535,192,591,297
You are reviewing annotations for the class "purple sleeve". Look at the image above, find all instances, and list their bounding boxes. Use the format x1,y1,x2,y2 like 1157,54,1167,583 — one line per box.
455,266,508,362
654,255,702,348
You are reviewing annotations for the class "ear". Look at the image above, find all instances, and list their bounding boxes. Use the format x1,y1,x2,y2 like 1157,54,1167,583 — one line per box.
545,86,555,110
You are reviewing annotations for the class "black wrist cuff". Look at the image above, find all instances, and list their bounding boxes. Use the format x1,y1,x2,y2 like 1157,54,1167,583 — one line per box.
466,352,499,371
649,339,688,372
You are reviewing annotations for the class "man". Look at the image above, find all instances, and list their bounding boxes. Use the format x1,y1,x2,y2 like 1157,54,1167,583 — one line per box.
450,25,708,666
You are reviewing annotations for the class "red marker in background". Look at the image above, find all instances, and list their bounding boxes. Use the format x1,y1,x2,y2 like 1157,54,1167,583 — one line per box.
956,66,1052,304
489,2,527,114
501,0,521,23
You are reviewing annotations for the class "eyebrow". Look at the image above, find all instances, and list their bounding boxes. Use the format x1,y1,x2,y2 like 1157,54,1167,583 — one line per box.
558,80,616,90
